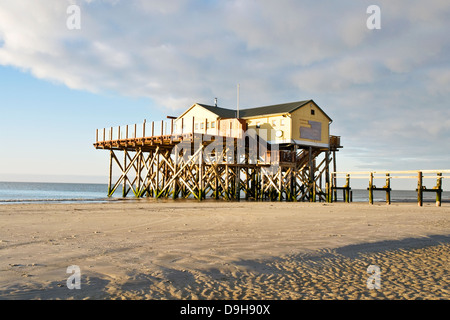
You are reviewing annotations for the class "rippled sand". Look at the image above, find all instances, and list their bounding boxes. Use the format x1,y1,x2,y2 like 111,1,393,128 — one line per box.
0,200,449,300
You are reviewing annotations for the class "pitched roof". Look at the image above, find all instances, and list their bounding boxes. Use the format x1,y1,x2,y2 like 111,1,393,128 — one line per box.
177,100,332,121
238,100,311,118
240,99,332,121
196,103,237,118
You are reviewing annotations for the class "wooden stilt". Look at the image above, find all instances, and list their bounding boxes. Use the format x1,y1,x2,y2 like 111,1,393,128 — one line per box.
344,174,350,203
332,150,337,202
436,173,442,207
172,145,178,199
235,166,240,201
198,144,204,201
122,150,127,198
385,173,391,205
108,150,113,197
418,171,423,207
136,149,142,197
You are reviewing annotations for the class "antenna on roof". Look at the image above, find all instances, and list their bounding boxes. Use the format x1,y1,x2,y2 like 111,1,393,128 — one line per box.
237,84,240,118
214,97,218,107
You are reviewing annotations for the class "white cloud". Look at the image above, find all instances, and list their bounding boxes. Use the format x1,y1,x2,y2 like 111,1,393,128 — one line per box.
0,0,449,171
0,0,448,108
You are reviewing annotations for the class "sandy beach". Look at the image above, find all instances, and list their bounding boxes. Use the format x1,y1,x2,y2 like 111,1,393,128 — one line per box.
0,200,448,300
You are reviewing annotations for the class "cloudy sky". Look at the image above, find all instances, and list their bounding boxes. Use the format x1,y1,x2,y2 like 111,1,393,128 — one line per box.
0,0,449,187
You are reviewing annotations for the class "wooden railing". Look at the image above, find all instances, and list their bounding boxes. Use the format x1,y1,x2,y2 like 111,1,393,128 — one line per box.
95,117,249,143
329,135,341,149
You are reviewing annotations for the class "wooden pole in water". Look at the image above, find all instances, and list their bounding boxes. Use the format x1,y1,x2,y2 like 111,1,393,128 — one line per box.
332,150,337,201
198,145,204,201
172,145,178,199
122,150,127,198
436,173,442,207
236,166,241,201
344,174,350,203
136,150,142,197
386,173,391,205
369,172,374,205
225,164,229,200
417,171,423,207
108,150,113,197
155,150,160,198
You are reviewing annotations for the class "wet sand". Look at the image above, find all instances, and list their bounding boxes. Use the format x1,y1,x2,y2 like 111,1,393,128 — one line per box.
0,200,448,299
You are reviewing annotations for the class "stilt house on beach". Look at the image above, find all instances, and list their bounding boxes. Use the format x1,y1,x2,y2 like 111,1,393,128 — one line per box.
94,99,342,201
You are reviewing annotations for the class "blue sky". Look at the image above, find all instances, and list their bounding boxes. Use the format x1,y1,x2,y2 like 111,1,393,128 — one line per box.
0,0,449,188
0,64,165,182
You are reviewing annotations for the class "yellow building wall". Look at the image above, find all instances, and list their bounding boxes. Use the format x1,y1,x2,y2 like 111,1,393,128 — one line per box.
177,102,330,145
291,102,329,144
244,102,330,145
176,104,220,135
245,114,291,143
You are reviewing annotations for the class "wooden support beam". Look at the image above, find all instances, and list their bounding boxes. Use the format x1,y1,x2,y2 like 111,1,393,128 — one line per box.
235,166,240,201
385,173,391,205
108,150,113,197
436,173,442,207
122,150,127,197
344,174,350,203
332,150,337,202
418,171,423,207
136,150,142,197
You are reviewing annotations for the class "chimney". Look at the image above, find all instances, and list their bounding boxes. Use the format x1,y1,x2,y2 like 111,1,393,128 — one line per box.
214,97,218,107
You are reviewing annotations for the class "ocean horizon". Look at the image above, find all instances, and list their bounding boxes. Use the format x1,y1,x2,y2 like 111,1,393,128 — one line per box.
0,181,448,204
0,181,110,204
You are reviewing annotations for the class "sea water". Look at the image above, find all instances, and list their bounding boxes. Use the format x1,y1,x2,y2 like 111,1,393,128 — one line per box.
0,181,448,204
0,181,109,203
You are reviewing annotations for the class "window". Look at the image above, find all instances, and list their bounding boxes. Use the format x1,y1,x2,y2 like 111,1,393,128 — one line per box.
211,121,215,128
195,123,199,130
272,119,277,126
200,123,204,129
280,119,285,126
311,109,315,115
206,122,210,129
